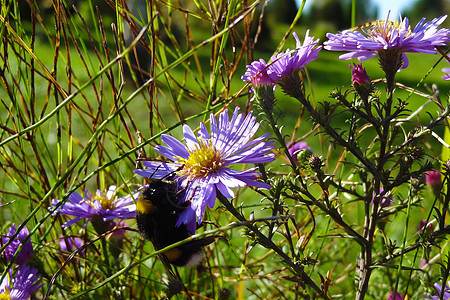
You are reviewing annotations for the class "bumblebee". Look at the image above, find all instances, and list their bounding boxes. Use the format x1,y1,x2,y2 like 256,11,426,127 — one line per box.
136,178,214,267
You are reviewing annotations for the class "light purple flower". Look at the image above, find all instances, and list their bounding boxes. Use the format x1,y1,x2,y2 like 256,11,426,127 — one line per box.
443,66,450,80
324,13,450,70
242,58,276,110
287,141,312,164
424,281,450,299
266,30,321,82
2,224,34,265
59,235,84,257
51,186,139,228
242,59,273,88
0,264,43,300
134,107,275,233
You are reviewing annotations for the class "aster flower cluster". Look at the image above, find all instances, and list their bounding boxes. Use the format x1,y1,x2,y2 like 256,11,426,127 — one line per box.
7,9,446,300
238,17,450,298
134,107,275,233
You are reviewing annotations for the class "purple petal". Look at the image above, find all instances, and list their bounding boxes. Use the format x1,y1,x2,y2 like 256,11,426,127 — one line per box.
183,124,199,152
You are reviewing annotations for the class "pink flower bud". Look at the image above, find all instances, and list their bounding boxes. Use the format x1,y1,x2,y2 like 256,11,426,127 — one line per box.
350,63,372,100
426,170,442,196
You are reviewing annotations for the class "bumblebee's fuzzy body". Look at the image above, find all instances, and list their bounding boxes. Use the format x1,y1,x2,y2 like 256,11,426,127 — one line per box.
136,179,213,267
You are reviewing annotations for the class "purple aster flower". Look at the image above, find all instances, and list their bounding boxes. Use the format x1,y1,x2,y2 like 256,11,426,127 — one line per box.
424,281,450,299
371,188,394,208
242,59,273,88
59,235,84,257
134,107,275,233
324,13,450,72
242,59,276,111
0,264,43,300
51,186,139,230
2,224,34,265
267,30,321,82
265,30,321,99
287,141,312,164
387,291,404,300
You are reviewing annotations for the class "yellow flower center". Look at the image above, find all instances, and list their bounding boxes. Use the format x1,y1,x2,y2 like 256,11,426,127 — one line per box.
177,140,223,178
0,288,10,300
92,192,115,211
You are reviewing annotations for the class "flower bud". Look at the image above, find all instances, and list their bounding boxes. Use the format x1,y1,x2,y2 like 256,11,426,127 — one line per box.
350,63,372,101
426,170,442,197
308,155,323,172
417,220,434,235
254,84,276,112
288,141,312,165
387,291,404,300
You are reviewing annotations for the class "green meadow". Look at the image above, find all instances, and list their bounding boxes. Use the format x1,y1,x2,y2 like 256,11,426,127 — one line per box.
1,1,449,299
